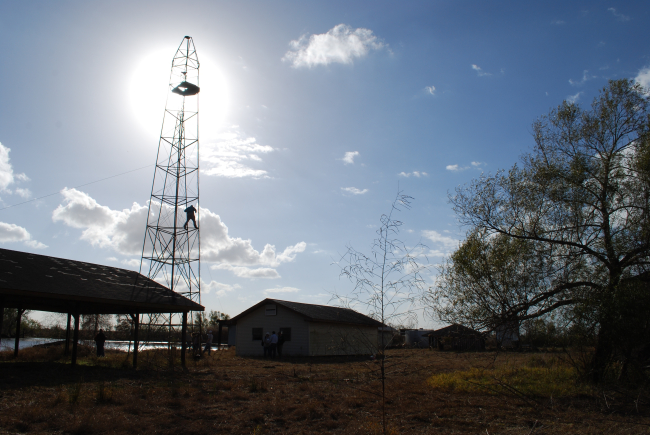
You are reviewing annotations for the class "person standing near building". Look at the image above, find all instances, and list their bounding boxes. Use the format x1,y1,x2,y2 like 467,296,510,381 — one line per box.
204,330,213,356
263,333,271,358
94,329,106,357
183,204,198,230
270,331,278,358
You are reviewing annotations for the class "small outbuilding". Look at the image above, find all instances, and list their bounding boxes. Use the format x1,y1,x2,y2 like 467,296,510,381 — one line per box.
228,298,383,357
425,324,485,351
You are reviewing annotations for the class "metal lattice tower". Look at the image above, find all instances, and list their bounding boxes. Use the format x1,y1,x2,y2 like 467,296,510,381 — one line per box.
139,36,201,340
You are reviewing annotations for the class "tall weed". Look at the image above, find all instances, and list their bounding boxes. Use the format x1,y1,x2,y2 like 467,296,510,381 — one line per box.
428,360,592,398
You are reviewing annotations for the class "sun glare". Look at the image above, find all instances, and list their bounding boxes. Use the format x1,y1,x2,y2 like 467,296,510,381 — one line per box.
129,47,230,141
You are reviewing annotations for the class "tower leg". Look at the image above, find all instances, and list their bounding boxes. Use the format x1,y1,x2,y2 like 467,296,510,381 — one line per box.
65,313,71,356
181,312,187,369
132,313,140,369
14,308,23,358
71,313,80,366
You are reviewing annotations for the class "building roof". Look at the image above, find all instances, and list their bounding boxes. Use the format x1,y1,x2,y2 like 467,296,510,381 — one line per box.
0,248,203,314
230,298,384,327
424,324,483,337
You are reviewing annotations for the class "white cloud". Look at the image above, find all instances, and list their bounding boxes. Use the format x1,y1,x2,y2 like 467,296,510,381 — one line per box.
120,259,140,268
283,24,385,68
14,188,31,198
398,171,428,178
471,64,492,77
422,230,459,257
446,164,469,172
0,143,31,196
52,189,306,278
201,280,241,296
341,187,368,195
424,85,436,95
24,240,48,249
52,188,148,255
212,264,281,279
202,127,274,178
264,286,301,294
342,151,359,164
608,7,630,21
0,221,47,249
551,20,565,25
635,66,650,93
569,70,595,86
567,92,582,103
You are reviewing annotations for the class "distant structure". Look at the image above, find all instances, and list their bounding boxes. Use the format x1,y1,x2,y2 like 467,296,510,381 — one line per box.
139,36,201,342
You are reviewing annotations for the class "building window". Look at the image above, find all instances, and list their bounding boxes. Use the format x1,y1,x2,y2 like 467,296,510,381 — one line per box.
265,304,277,316
279,327,291,341
252,328,263,341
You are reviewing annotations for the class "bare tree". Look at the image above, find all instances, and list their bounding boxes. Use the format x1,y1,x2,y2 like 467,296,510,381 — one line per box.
332,189,429,434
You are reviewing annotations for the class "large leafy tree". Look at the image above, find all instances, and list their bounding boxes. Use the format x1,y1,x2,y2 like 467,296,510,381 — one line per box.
427,230,585,334
443,79,650,381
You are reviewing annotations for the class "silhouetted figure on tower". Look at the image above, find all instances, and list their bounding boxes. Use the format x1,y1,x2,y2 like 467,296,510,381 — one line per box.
183,204,198,230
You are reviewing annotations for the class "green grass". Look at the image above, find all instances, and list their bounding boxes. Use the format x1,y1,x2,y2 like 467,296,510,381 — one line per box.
428,358,592,398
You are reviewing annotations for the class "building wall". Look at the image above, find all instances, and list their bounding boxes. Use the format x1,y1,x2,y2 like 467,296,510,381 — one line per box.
234,303,310,356
308,322,377,356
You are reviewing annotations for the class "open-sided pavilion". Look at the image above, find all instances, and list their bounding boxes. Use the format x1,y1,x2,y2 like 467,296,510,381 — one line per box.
0,248,204,368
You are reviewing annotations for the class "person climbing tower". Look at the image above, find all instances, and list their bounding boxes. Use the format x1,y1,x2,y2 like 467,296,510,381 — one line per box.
183,204,198,230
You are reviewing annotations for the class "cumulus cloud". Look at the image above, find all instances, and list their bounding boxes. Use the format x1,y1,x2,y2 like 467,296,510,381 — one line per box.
52,189,306,279
202,127,274,178
471,64,491,77
424,86,436,95
201,280,241,296
422,230,459,257
567,92,582,103
341,187,368,195
264,286,301,294
635,66,650,92
283,24,385,68
0,221,47,249
120,259,140,268
446,164,469,172
0,142,30,197
342,151,359,164
212,264,281,279
14,188,31,198
52,188,148,255
398,171,428,178
608,7,630,21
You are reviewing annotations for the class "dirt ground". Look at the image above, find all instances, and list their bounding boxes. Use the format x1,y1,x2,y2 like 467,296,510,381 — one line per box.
0,346,649,434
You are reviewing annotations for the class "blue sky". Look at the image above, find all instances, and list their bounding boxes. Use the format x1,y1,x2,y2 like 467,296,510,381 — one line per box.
1,1,649,326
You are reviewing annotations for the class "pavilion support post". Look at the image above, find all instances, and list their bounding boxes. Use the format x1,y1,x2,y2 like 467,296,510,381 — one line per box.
181,311,187,369
64,313,71,356
71,313,80,366
217,322,222,350
0,299,4,348
14,308,24,358
132,312,139,369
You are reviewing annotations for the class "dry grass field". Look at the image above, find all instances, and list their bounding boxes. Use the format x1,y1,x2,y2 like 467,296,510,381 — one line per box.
1,345,649,434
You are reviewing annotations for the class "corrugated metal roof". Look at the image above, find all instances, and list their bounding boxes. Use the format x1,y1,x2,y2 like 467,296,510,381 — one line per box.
230,298,383,327
0,248,203,313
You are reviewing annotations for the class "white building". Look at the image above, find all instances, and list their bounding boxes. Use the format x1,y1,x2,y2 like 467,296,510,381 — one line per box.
228,299,383,357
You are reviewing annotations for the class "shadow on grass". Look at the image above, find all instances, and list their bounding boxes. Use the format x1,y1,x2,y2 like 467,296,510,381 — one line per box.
0,360,143,389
